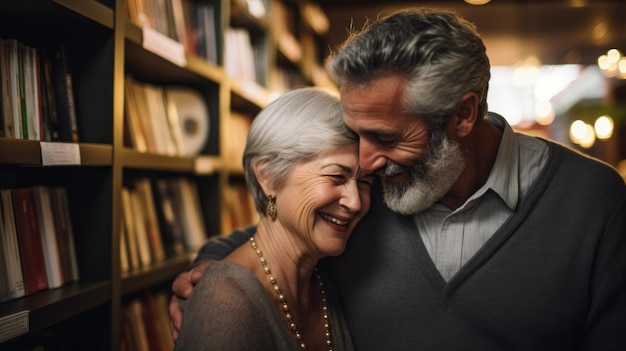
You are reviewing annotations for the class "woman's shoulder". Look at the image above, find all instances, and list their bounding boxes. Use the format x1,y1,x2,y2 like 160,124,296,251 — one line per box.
200,261,263,297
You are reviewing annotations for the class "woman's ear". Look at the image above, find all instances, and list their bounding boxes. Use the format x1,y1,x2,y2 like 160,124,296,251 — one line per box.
253,159,274,194
449,92,479,138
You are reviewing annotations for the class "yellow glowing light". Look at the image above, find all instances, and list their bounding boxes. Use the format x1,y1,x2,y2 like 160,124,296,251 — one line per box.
607,49,622,63
570,120,588,143
598,55,610,70
579,124,596,148
594,115,614,140
619,58,626,75
534,100,554,125
464,0,491,5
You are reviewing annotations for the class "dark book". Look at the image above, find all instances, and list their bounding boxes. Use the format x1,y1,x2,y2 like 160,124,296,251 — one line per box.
0,38,15,138
11,187,49,295
151,178,185,256
38,48,60,141
50,45,79,143
17,43,28,139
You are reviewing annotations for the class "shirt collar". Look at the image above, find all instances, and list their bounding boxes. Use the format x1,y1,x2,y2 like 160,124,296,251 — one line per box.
481,112,519,210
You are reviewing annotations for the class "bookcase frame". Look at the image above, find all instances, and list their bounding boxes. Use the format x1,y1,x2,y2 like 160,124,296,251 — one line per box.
0,0,329,349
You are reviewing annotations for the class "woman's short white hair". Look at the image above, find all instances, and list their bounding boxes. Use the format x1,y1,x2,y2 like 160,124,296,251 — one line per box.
243,87,357,214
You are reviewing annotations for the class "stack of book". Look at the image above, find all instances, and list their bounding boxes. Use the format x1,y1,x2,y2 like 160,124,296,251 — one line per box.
0,186,79,302
120,177,207,273
0,38,79,142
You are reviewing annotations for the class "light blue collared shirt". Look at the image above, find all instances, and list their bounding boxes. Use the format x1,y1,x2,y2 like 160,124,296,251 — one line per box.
416,113,549,281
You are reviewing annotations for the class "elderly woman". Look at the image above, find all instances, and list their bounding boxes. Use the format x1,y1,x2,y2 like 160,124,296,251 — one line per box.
174,87,374,351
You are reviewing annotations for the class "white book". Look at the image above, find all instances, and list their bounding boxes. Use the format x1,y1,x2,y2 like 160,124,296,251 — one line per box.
32,186,64,288
176,177,207,252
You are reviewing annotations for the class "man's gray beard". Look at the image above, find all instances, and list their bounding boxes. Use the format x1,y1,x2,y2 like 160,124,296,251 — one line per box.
380,135,466,215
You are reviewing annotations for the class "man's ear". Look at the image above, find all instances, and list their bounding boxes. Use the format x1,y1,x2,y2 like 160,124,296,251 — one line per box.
449,92,479,138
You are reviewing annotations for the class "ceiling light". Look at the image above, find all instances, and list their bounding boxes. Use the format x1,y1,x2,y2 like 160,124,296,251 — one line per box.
464,0,491,4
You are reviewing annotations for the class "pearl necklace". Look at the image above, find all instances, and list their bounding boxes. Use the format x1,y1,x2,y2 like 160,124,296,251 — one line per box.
250,236,333,351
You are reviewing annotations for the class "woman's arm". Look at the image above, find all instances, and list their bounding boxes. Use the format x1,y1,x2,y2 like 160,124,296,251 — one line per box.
169,226,256,340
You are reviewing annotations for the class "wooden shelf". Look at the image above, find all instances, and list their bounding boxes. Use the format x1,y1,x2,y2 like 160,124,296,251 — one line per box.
0,0,330,349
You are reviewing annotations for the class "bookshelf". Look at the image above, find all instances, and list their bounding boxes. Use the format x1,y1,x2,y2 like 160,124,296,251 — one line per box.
0,0,331,350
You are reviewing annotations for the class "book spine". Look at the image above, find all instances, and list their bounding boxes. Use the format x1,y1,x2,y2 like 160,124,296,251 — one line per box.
0,190,26,300
11,188,49,295
51,45,79,143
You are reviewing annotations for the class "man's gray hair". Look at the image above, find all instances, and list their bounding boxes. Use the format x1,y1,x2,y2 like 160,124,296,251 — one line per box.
326,8,491,130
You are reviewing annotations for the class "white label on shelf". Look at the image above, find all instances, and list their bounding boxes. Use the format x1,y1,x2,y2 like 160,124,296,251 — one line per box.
143,27,186,67
40,142,81,165
0,310,29,343
194,157,216,174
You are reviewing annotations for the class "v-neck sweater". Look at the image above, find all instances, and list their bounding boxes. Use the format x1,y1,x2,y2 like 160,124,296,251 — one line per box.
327,141,626,350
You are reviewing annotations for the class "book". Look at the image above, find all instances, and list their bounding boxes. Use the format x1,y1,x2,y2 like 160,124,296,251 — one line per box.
0,204,10,300
196,3,217,64
120,213,130,273
5,39,21,139
129,187,152,267
48,187,79,282
121,187,140,271
134,178,165,262
32,186,64,288
125,76,156,153
123,74,148,152
50,45,79,142
17,42,28,139
139,291,162,351
0,38,15,138
23,45,40,140
123,299,150,351
11,187,49,295
0,189,26,302
151,178,185,256
171,177,207,252
120,291,174,351
38,47,60,141
170,0,189,52
142,83,177,155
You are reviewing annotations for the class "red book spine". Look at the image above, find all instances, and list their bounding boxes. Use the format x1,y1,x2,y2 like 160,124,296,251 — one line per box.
11,188,49,294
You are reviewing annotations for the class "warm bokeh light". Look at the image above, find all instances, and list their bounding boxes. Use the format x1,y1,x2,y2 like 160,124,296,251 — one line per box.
594,115,614,140
607,49,621,63
464,0,491,5
598,55,610,70
570,120,587,142
534,100,555,125
579,124,596,148
598,48,625,79
619,58,626,77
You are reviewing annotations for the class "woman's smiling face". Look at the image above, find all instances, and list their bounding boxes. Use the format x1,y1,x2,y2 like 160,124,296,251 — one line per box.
275,143,375,257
